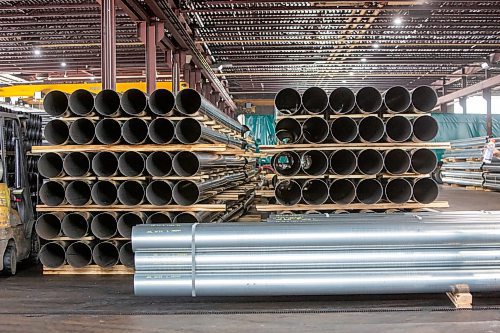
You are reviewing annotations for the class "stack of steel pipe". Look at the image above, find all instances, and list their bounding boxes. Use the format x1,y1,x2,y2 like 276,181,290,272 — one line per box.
133,213,500,296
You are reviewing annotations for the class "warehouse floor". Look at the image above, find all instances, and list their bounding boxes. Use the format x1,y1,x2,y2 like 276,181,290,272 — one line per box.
2,185,500,332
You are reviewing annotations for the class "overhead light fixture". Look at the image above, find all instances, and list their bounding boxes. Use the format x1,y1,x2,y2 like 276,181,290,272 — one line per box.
349,72,354,76
361,58,367,63
61,62,67,67
34,49,41,56
481,62,490,69
372,43,380,49
393,17,403,25
342,80,347,83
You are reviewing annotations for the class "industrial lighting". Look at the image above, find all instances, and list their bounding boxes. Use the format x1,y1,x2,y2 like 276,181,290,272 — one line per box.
61,62,67,67
342,80,347,83
481,62,490,69
372,43,380,49
393,17,403,25
34,49,41,56
361,58,367,63
349,72,354,76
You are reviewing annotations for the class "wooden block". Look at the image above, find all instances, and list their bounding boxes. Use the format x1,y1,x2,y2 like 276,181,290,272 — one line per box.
259,142,451,153
43,264,134,275
255,201,450,212
446,284,472,309
36,204,227,212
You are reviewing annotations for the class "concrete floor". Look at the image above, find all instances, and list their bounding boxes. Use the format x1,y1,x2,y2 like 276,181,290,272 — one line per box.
2,185,500,332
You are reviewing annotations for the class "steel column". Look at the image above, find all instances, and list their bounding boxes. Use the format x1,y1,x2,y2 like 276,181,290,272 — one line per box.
138,22,165,94
172,51,181,94
101,0,116,90
440,77,447,113
484,87,492,136
460,68,467,114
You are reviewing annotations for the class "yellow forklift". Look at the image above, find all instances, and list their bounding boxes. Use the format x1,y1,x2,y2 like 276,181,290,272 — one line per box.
0,111,38,275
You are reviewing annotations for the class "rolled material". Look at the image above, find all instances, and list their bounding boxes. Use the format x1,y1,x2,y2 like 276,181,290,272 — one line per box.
38,152,64,178
117,180,145,206
118,212,146,238
174,212,216,224
63,152,92,177
385,115,413,142
146,212,173,224
40,181,66,206
149,89,175,116
35,213,64,240
275,88,302,115
173,151,245,177
118,151,146,177
121,88,148,116
358,116,385,143
411,85,438,112
175,118,241,147
69,118,95,144
91,180,118,206
329,87,355,114
275,179,301,206
301,179,329,205
66,241,94,268
69,89,95,116
382,86,411,113
357,149,384,175
385,178,413,204
43,90,70,117
330,149,357,175
301,150,328,176
95,89,121,117
302,117,329,143
146,152,173,177
275,117,301,144
39,241,67,268
93,241,120,268
272,151,301,176
61,212,91,239
148,118,175,144
356,178,383,204
355,87,382,114
411,148,438,174
412,115,438,142
92,152,119,177
384,149,411,175
146,180,173,206
96,119,122,145
122,118,149,145
120,241,135,268
330,117,358,143
44,119,70,145
329,179,356,204
302,87,328,114
413,178,439,204
91,212,118,239
65,180,92,206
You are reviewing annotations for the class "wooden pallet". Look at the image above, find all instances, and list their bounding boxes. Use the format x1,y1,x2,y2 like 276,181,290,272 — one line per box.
275,113,430,120
260,142,451,153
255,201,449,212
43,264,134,275
446,284,473,309
36,204,227,212
32,144,230,153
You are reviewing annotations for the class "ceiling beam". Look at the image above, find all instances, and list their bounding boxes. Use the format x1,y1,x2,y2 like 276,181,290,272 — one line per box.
437,74,500,105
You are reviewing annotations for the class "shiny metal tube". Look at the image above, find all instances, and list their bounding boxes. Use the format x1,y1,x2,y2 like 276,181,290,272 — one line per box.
412,115,438,142
122,118,149,145
272,150,301,176
91,180,118,206
118,151,146,177
117,180,145,206
384,149,411,175
95,118,122,145
91,212,118,239
121,88,148,116
382,86,411,113
411,85,438,113
146,212,173,224
61,212,92,239
443,177,483,187
329,87,355,114
302,87,328,114
40,180,66,206
301,179,329,205
302,116,329,143
357,149,384,175
358,116,385,143
173,151,245,177
330,117,358,143
411,148,438,174
66,241,94,268
92,152,119,177
274,88,302,115
148,118,175,144
355,87,382,114
329,179,356,204
385,178,413,204
442,170,483,179
43,90,70,117
95,89,121,117
175,118,242,147
69,118,95,144
356,178,383,204
173,212,217,224
39,241,67,268
329,149,357,175
413,178,439,204
65,180,92,206
38,152,64,178
44,119,70,145
93,241,121,268
68,89,95,116
146,152,173,177
118,212,146,238
301,150,328,176
385,115,413,142
146,180,173,206
63,152,92,177
120,241,135,268
149,89,175,116
35,212,64,240
275,117,302,144
275,179,301,206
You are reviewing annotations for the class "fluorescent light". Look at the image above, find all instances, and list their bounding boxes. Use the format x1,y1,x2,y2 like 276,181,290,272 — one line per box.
34,49,41,56
349,72,354,76
393,17,403,25
361,58,367,63
372,43,380,49
61,62,67,67
481,62,490,69
342,80,347,83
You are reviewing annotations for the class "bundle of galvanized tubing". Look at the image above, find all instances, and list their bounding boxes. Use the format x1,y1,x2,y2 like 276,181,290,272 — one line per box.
271,85,440,208
36,88,256,271
133,211,500,296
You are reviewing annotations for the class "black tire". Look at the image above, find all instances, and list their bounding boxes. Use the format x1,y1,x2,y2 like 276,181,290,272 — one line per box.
29,233,40,264
2,244,17,276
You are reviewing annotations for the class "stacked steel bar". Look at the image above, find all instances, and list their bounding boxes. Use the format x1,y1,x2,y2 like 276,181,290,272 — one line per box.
268,86,440,211
36,88,257,272
133,212,500,297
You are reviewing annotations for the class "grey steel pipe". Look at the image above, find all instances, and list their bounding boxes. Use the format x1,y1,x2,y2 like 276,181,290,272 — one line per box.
93,241,120,268
95,89,121,117
382,86,411,113
68,89,95,116
44,119,70,145
413,178,439,204
329,149,357,175
385,115,413,142
358,116,385,143
146,180,173,206
411,85,438,113
305,210,321,215
122,118,149,145
92,152,119,177
66,241,94,268
120,241,135,268
91,180,118,206
411,148,438,174
121,88,148,116
302,116,329,143
173,151,245,177
118,212,146,238
65,180,92,206
384,149,411,175
176,88,245,133
272,150,301,176
35,212,64,240
329,87,355,114
275,117,302,144
146,212,173,224
43,90,70,117
302,87,328,114
385,178,413,204
357,149,384,175
301,179,329,205
173,212,216,224
39,241,67,268
95,118,122,145
69,118,95,145
301,150,328,176
38,152,64,178
40,180,66,206
356,178,383,204
175,118,242,147
148,118,175,144
61,212,91,239
118,151,146,177
91,212,118,239
149,89,175,116
329,179,356,204
274,88,302,115
145,152,173,177
117,180,145,206
330,117,358,143
412,115,438,142
355,87,383,114
63,152,92,177
275,179,301,206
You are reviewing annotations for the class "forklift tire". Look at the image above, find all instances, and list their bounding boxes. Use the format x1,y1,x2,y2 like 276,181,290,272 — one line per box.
28,234,40,264
2,244,17,276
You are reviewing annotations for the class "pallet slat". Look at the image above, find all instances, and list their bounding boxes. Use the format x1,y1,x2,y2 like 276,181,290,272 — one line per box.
255,201,449,211
43,265,134,275
36,204,227,212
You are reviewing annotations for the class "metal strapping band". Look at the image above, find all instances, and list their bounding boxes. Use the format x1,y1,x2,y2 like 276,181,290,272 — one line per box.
191,223,198,297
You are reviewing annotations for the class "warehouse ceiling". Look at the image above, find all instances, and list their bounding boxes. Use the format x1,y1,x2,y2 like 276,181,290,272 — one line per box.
0,0,499,98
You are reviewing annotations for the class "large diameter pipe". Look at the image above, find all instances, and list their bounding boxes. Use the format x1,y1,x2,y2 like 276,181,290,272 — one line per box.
384,149,411,175
121,88,148,116
175,118,242,147
385,178,413,204
411,148,438,174
93,241,120,268
272,151,301,176
301,179,329,205
38,152,64,178
356,178,383,204
301,150,328,176
118,151,146,177
357,149,384,175
146,212,173,224
120,241,135,268
146,180,173,206
382,86,411,113
43,90,70,117
412,115,438,142
274,88,302,115
91,180,118,206
173,212,216,224
329,179,356,204
329,87,355,114
302,87,328,114
385,115,413,142
63,152,92,177
118,212,146,238
95,89,121,117
65,180,92,206
117,180,145,206
39,241,67,268
148,118,175,144
413,178,439,204
173,151,245,177
122,118,149,145
355,87,382,113
330,117,358,143
69,118,95,145
44,119,70,145
275,179,301,206
40,181,66,206
411,85,438,112
96,119,122,145
146,152,173,177
68,89,95,116
66,241,94,268
275,117,302,144
358,116,385,143
329,149,357,175
92,152,119,177
91,212,118,239
61,212,91,239
302,116,329,143
149,89,175,116
35,213,64,240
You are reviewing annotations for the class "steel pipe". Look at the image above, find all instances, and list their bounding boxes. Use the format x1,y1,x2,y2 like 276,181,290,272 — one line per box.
93,241,120,268
43,90,70,117
117,180,145,206
173,212,217,224
146,180,173,206
121,88,148,116
118,212,146,238
356,178,383,204
175,118,241,147
92,152,119,177
413,178,439,204
44,119,70,145
69,89,95,116
118,151,146,177
382,86,411,113
91,212,118,239
358,116,385,143
411,148,438,174
301,150,328,176
272,151,301,176
120,241,135,268
95,119,122,145
146,212,173,224
35,212,64,240
63,152,92,177
330,117,358,143
66,241,94,268
412,115,438,142
122,118,149,145
146,152,173,177
40,180,66,206
384,149,411,175
38,152,64,178
69,118,95,145
149,89,175,116
95,89,121,117
302,87,328,114
301,179,329,205
173,151,245,177
275,88,302,115
275,117,301,144
385,178,413,204
302,116,329,143
329,149,357,175
39,241,67,268
65,180,92,206
355,87,382,114
91,180,118,206
385,115,413,142
275,179,301,206
411,86,438,113
329,87,355,114
329,179,356,204
61,212,91,239
148,118,175,144
357,149,384,175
